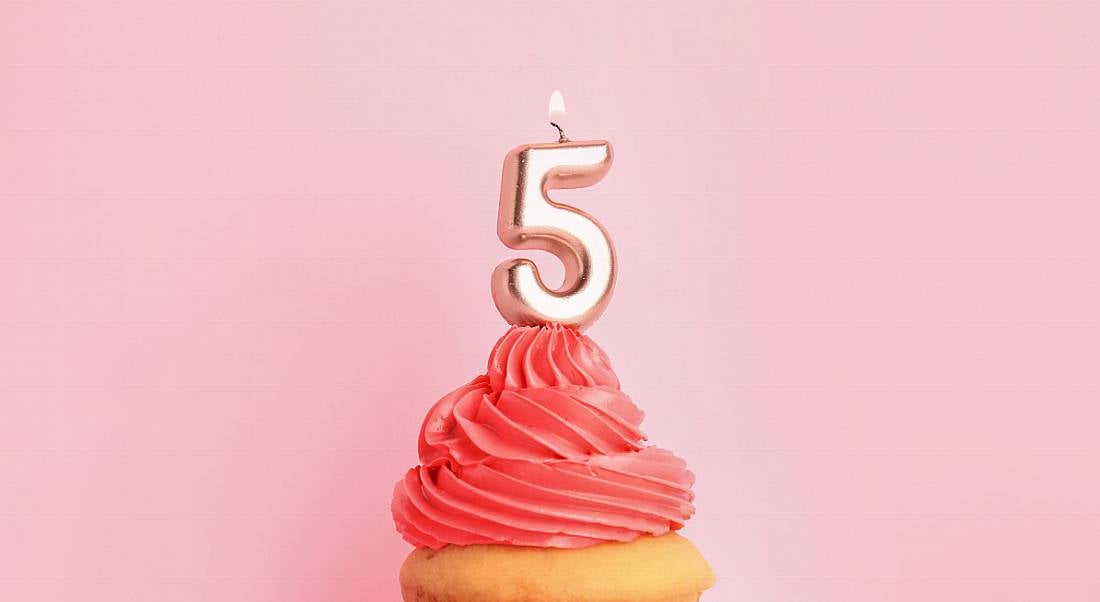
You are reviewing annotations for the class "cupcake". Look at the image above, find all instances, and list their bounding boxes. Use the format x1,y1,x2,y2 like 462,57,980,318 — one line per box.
391,325,714,601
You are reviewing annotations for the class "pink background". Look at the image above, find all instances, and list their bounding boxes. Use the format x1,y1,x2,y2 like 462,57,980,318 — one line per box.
3,2,1099,601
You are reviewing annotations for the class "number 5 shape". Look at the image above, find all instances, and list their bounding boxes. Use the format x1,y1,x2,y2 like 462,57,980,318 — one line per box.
491,140,616,331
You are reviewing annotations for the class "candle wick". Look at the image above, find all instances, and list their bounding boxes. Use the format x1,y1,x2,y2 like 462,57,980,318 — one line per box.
550,122,570,143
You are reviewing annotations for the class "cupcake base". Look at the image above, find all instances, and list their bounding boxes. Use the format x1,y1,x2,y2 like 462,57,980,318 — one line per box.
399,532,714,602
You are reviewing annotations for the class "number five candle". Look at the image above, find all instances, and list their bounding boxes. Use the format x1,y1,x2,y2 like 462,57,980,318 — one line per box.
491,91,616,331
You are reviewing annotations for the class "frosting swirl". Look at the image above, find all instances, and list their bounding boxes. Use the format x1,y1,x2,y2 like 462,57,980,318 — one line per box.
392,325,696,549
487,324,620,391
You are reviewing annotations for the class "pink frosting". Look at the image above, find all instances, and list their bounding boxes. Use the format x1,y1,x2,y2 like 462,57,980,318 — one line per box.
392,324,696,550
486,324,620,391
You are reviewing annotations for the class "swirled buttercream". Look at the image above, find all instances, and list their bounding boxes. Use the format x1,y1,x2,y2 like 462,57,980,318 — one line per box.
392,325,695,549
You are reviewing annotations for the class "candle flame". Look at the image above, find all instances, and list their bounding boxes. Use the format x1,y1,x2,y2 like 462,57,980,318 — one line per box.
548,90,566,123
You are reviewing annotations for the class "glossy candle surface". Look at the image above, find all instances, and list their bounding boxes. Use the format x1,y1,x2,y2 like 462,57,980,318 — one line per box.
492,140,615,331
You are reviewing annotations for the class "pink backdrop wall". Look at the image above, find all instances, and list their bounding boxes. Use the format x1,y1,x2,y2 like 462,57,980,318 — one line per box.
3,2,1099,600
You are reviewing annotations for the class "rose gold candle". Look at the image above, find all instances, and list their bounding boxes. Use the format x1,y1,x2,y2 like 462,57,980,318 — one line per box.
491,92,616,331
